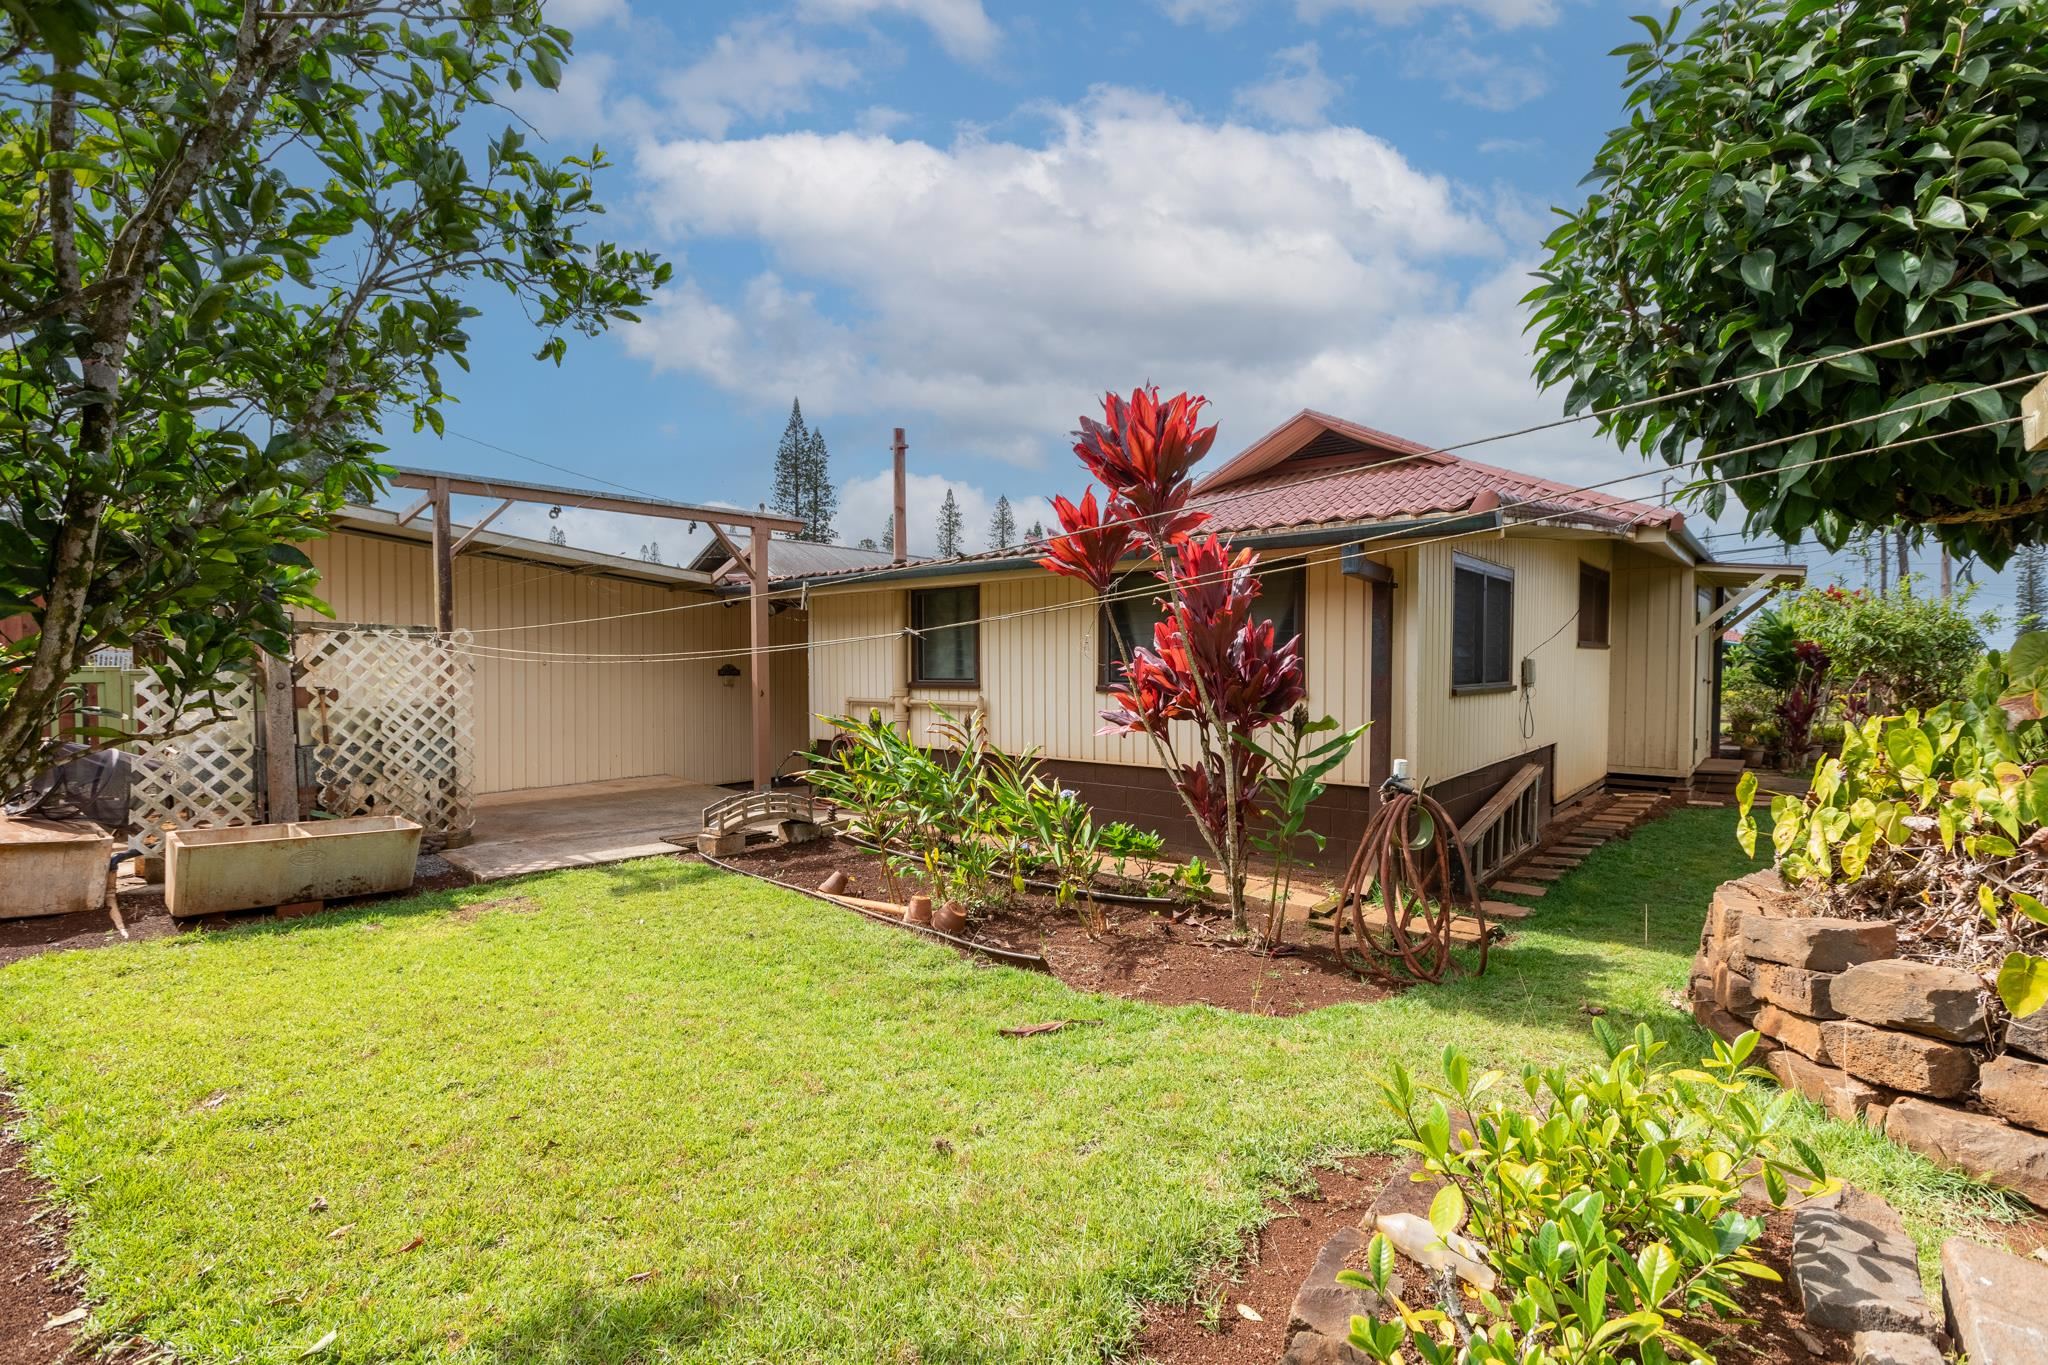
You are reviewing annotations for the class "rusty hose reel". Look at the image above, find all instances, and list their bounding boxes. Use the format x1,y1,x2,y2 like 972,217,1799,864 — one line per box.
1334,780,1489,983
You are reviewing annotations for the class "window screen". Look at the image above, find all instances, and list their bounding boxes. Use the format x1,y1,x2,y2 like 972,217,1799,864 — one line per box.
910,586,979,684
1452,555,1514,690
1578,564,1610,648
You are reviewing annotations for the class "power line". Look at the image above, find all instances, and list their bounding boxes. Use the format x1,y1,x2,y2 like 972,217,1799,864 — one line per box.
451,345,2048,638
459,415,2016,664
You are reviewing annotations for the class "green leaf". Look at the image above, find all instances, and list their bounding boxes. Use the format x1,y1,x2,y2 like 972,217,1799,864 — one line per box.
2014,893,2048,928
1740,250,1776,294
1997,953,2048,1018
1922,196,1969,230
1428,1183,1466,1239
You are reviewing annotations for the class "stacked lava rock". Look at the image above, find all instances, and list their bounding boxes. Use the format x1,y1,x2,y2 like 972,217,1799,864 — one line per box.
1692,868,2048,1210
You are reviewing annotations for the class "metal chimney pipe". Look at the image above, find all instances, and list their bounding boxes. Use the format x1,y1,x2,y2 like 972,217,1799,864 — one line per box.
891,427,908,564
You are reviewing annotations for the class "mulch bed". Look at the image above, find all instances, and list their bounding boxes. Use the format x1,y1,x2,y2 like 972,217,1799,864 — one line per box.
1137,1160,1846,1365
723,836,1396,1016
1137,1156,1398,1364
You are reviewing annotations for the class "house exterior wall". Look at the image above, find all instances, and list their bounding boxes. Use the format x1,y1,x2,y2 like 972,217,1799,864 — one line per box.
1399,536,1615,802
1605,546,1697,777
805,531,1706,830
807,553,1385,789
298,528,809,794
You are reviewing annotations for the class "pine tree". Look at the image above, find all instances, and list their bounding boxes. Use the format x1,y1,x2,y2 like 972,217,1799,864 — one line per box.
2018,545,2048,633
936,488,964,556
856,536,878,551
800,424,837,543
880,519,894,554
987,495,1016,549
771,398,808,529
640,542,662,564
1025,519,1045,543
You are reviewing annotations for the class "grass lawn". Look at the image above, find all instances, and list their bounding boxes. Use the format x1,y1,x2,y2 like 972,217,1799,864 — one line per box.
0,809,2028,1364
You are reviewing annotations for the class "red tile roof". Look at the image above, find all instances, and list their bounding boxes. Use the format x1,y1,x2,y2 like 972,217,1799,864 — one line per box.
1195,450,1681,535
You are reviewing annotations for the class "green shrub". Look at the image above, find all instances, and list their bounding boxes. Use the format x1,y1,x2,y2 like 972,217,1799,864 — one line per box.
1735,636,2048,1017
1342,1025,1830,1365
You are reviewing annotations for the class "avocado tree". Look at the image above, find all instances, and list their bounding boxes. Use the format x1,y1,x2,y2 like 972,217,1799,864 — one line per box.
1530,0,2048,566
0,0,663,793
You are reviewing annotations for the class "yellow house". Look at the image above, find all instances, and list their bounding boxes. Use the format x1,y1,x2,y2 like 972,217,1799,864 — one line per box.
788,411,1802,849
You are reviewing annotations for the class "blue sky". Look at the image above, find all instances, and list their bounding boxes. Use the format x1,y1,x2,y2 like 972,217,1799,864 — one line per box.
380,0,2012,624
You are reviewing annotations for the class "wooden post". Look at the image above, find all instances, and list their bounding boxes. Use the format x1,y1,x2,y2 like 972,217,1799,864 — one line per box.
892,427,908,565
2024,375,2048,453
1896,527,1909,590
749,519,772,790
429,476,453,635
1940,547,1953,599
259,648,300,824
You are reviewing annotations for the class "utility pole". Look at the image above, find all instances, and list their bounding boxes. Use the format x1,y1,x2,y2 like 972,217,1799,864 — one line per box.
1896,526,1909,592
1878,530,1889,595
1940,546,1953,599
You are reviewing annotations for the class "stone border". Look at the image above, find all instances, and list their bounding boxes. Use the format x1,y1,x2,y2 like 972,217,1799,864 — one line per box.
1691,869,2048,1210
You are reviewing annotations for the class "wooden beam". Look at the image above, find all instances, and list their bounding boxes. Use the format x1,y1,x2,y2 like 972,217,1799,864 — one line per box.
748,520,772,790
429,477,454,636
2025,375,2048,453
1695,572,1777,639
451,498,513,555
1368,578,1393,798
259,649,300,824
387,468,805,536
394,492,434,525
708,523,752,577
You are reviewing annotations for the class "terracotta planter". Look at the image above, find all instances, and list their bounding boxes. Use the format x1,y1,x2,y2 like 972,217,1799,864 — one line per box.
933,899,968,936
905,894,934,926
817,870,850,896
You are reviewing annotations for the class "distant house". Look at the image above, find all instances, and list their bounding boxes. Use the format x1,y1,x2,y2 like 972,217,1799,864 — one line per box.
687,535,896,584
781,410,1802,847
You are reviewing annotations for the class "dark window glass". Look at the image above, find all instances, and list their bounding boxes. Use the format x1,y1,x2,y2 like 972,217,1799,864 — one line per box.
1452,556,1514,690
1578,564,1610,647
1097,560,1307,688
910,586,979,684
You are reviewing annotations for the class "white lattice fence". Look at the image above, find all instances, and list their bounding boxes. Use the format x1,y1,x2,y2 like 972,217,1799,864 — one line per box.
126,677,260,859
294,626,475,841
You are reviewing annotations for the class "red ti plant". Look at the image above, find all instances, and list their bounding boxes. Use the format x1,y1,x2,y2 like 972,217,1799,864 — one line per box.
1039,387,1305,938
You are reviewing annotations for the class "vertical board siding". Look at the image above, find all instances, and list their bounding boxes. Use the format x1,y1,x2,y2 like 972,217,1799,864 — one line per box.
1401,538,1614,798
806,555,1387,784
1605,549,1694,776
298,530,766,794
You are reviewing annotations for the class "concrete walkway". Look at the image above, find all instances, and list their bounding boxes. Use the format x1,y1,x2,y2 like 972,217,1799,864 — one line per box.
445,775,727,881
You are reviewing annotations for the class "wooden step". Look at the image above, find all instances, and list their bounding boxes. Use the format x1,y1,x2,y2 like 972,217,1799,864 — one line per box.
1480,899,1534,920
1446,916,1495,945
1491,880,1547,898
1514,866,1568,882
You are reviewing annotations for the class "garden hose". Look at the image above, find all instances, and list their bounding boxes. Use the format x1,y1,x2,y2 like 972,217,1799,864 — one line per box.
1334,777,1489,983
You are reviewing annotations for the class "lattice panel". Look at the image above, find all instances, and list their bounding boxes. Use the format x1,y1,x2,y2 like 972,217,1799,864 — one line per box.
294,626,475,840
126,677,260,858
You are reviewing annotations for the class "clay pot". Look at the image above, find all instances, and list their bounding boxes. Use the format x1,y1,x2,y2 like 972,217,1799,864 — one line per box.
905,894,934,926
933,899,968,936
817,870,850,896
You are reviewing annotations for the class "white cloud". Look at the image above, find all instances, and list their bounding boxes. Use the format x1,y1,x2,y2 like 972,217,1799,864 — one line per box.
1158,0,1258,27
510,53,658,143
665,19,864,138
837,468,1052,555
796,0,999,61
1233,42,1341,127
1405,35,1550,110
856,104,913,134
620,87,1651,511
1298,0,1559,28
1477,136,1542,155
547,0,631,30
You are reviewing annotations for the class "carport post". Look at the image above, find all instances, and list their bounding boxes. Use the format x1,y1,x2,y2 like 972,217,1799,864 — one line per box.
749,521,772,790
429,476,454,636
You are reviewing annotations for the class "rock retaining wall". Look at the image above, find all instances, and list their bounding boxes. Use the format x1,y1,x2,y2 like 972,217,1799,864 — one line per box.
1692,868,2048,1209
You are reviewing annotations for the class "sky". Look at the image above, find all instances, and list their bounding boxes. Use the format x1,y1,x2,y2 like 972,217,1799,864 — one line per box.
377,0,2016,627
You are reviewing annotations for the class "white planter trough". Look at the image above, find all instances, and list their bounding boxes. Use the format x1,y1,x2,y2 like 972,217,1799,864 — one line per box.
0,817,112,919
165,815,422,918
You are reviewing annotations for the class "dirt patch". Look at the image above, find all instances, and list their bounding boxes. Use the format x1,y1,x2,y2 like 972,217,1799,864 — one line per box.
0,1104,157,1365
451,894,541,923
725,838,1396,1016
1137,1156,1396,1365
